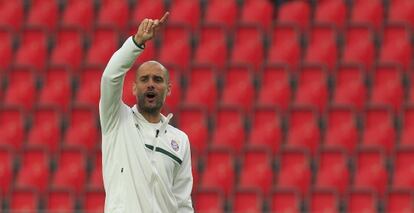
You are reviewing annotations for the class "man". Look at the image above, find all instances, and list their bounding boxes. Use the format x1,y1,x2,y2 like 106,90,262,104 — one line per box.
99,12,194,212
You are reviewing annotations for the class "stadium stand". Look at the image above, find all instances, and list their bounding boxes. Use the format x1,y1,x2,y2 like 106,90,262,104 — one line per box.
1,0,414,212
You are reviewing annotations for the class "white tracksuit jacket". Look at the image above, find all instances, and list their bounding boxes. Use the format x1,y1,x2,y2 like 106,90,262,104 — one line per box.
99,37,194,213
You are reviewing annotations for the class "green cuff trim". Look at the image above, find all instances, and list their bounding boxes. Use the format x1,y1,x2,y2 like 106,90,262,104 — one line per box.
132,37,145,49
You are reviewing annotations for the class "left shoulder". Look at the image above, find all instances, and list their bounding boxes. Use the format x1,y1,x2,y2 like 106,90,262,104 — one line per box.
167,125,190,143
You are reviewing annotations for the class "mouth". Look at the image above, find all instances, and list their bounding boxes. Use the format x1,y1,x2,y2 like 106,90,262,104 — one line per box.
145,91,157,102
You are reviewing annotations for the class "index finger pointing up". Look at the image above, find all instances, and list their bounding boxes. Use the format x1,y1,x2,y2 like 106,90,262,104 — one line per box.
159,12,170,24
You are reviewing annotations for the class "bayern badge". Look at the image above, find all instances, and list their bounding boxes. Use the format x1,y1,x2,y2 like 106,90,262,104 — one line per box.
171,140,179,151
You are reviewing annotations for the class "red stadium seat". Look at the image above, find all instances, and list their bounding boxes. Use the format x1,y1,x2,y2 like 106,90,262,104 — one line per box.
194,25,228,68
393,149,414,190
0,106,25,149
194,189,224,213
177,106,209,154
211,106,246,153
38,66,72,111
50,28,84,70
346,190,377,213
247,106,283,153
342,25,376,69
379,24,412,70
240,0,273,30
158,25,191,69
169,0,200,29
323,106,359,154
400,106,414,147
75,66,103,108
200,148,235,196
270,189,301,213
63,106,99,151
96,0,129,29
0,0,24,31
354,149,388,195
183,65,218,111
121,66,137,106
26,0,58,30
315,149,350,194
83,189,105,213
370,65,404,111
361,107,396,153
0,28,14,69
257,65,291,110
293,65,329,112
9,188,40,212
130,0,165,26
61,0,95,31
314,0,347,28
0,146,13,196
332,64,367,110
163,65,182,111
230,25,264,70
220,65,254,111
15,147,50,193
388,0,414,26
304,25,338,70
192,154,199,193
267,24,302,70
231,189,263,213
350,0,384,29
15,28,47,70
204,0,237,29
45,189,76,213
27,106,62,154
309,190,339,213
276,149,311,196
286,107,320,154
85,27,120,66
51,148,87,194
88,150,103,190
238,148,273,195
385,190,414,213
277,1,311,30
3,66,37,110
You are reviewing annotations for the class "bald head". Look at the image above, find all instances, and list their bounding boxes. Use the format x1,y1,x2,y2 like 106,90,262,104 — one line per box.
135,60,169,83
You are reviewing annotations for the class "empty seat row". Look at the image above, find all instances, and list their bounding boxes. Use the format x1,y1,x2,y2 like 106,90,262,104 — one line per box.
1,0,414,33
2,103,414,154
193,148,414,197
1,23,413,71
0,188,104,213
0,146,102,198
2,63,414,113
194,188,414,213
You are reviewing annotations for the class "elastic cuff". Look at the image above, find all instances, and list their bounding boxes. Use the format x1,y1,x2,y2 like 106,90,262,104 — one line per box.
132,36,145,49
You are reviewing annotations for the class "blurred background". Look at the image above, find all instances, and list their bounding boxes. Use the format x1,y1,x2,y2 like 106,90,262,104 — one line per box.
1,0,414,212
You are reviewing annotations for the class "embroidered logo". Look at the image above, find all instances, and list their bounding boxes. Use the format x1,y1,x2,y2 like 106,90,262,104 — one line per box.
171,140,179,151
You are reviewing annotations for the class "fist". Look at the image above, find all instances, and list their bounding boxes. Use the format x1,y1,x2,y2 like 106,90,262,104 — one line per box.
134,12,169,46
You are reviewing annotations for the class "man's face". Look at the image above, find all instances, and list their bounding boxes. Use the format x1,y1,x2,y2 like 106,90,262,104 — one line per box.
133,62,171,114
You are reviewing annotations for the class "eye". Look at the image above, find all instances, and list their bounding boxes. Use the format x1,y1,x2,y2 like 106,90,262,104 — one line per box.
140,76,148,82
154,76,163,83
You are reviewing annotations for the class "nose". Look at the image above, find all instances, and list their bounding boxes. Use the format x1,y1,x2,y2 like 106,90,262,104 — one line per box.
146,79,155,90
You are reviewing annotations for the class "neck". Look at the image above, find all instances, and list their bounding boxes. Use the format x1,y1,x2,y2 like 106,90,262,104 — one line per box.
138,108,162,123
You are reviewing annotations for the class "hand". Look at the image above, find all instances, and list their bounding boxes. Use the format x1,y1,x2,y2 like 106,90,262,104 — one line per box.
134,12,169,46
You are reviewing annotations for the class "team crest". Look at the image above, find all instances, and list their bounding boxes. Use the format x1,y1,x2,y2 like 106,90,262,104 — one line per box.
171,140,179,151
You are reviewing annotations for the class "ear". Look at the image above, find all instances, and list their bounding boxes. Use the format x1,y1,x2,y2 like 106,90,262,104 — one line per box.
132,82,137,96
167,82,172,96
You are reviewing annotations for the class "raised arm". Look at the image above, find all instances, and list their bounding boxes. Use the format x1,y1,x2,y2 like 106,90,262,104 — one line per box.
99,12,169,134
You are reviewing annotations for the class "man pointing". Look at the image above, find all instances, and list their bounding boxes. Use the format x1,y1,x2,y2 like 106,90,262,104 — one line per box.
99,12,194,212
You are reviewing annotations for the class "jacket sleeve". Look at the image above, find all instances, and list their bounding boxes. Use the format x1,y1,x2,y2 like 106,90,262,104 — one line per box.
173,136,194,212
99,36,144,134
